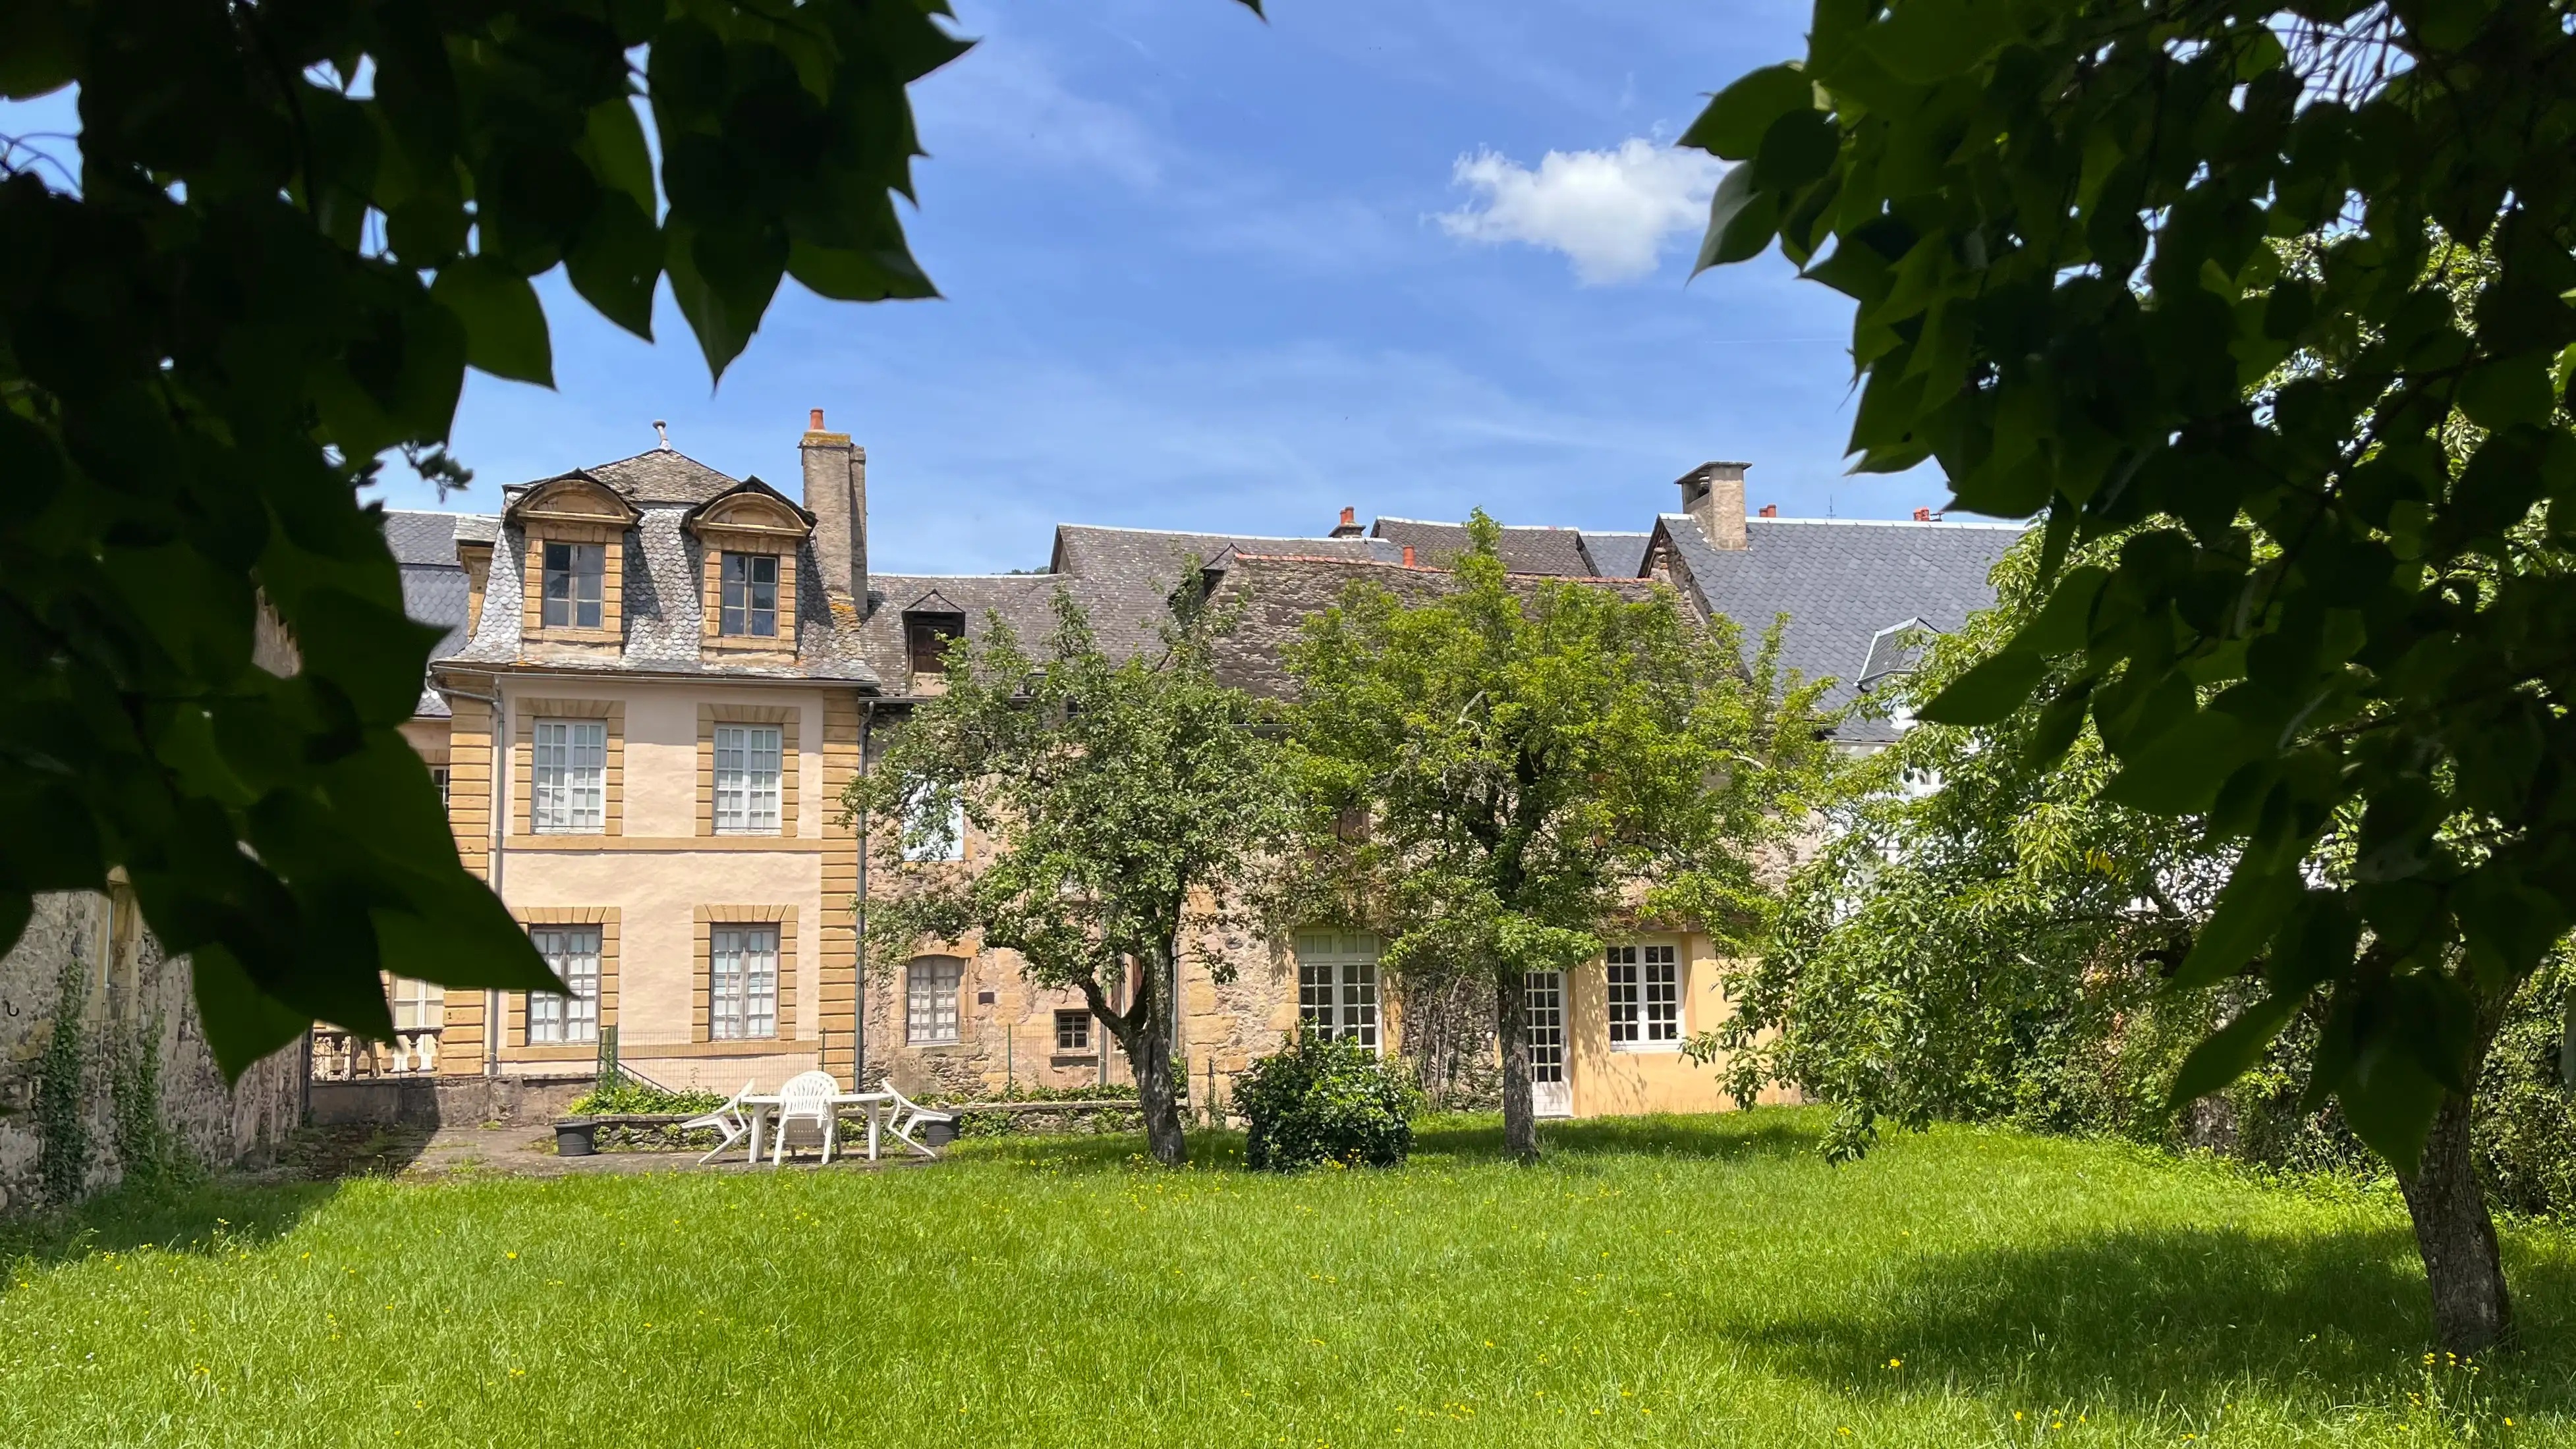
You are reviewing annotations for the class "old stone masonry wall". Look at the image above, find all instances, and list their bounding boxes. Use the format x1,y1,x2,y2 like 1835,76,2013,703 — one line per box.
0,890,302,1211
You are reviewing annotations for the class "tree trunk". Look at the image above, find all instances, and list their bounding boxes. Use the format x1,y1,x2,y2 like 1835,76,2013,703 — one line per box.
2397,1088,2511,1352
1094,952,1189,1167
1496,968,1537,1162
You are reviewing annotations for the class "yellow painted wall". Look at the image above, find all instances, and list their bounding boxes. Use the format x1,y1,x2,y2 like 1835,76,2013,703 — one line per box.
462,678,836,1088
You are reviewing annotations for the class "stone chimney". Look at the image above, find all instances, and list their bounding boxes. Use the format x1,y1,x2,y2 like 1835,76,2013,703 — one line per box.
800,408,868,616
1677,461,1750,550
1330,506,1363,540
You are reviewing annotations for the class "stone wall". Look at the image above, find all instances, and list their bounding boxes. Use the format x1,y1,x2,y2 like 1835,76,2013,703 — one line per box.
0,890,302,1211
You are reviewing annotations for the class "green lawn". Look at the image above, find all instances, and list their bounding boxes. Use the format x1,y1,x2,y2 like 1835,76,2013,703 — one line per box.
2,1109,2571,1447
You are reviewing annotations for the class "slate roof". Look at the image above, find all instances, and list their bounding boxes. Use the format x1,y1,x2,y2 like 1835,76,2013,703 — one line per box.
849,572,1078,686
1651,514,2022,744
1367,518,1593,576
1047,524,1401,657
1206,554,1671,699
1579,531,1651,579
436,449,882,687
385,508,491,717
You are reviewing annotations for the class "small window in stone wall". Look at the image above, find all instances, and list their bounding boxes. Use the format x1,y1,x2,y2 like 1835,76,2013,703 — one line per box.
1054,1010,1091,1053
720,551,779,637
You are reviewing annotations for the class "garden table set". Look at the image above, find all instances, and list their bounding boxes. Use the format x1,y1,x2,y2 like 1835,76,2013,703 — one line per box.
681,1072,957,1167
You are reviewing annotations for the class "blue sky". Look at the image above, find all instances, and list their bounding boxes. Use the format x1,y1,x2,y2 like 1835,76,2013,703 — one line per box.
12,1,1960,574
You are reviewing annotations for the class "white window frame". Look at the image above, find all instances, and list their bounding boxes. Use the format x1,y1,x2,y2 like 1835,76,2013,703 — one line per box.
528,926,601,1045
712,724,783,834
1293,931,1380,1049
907,957,963,1045
709,923,779,1041
1606,943,1681,1050
530,719,606,833
389,977,444,1033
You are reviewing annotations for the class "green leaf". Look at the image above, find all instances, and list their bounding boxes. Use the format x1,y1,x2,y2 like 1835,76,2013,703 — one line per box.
1916,648,2044,726
1694,163,1781,273
787,236,940,304
193,945,325,1085
665,220,784,381
2102,709,2254,815
566,194,662,340
2458,355,2555,429
430,256,555,386
2169,989,2303,1105
583,97,657,214
0,1,77,99
1863,0,2016,84
2336,1053,2445,1177
1680,64,1813,161
2017,565,2110,655
2171,869,2299,991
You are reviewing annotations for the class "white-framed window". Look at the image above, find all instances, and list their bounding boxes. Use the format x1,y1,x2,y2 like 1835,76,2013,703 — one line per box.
719,551,780,637
541,541,605,629
1055,1009,1091,1053
528,926,601,1045
1606,943,1681,1049
907,956,963,1044
531,719,606,833
712,724,783,833
899,790,966,863
431,766,450,807
1294,931,1380,1048
389,977,444,1033
710,923,779,1040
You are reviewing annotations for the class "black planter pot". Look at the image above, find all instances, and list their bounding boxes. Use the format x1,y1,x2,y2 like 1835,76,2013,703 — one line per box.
555,1120,598,1158
920,1118,959,1149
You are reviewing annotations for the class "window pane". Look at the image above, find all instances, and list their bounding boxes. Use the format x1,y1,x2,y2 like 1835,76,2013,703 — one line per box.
721,554,746,636
544,542,605,630
529,927,600,1044
1644,945,1680,1043
543,542,572,627
1055,1010,1090,1052
711,925,779,1040
1606,945,1639,1043
907,958,962,1044
532,719,606,833
712,725,783,834
1525,971,1565,1083
1343,960,1378,1048
750,553,777,637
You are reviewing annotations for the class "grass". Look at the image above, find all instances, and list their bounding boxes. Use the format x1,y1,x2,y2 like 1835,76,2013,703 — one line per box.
1,1108,2572,1446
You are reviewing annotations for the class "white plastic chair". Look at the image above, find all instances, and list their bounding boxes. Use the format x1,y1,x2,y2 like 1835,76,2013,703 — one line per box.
880,1085,957,1160
679,1081,756,1166
770,1070,842,1166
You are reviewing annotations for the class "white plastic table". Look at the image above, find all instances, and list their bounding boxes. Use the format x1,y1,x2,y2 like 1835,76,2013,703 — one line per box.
742,1089,896,1164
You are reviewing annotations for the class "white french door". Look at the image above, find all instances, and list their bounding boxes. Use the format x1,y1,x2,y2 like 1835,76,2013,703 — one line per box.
1526,970,1571,1118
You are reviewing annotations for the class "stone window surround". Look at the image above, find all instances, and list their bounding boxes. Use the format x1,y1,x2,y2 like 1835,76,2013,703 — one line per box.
694,497,808,656
512,697,625,838
696,703,801,836
518,520,630,646
692,904,800,1044
505,906,619,1062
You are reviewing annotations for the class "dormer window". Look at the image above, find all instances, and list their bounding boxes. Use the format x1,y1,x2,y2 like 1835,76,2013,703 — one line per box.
720,553,779,637
685,479,813,656
542,542,605,630
907,613,965,674
509,471,637,644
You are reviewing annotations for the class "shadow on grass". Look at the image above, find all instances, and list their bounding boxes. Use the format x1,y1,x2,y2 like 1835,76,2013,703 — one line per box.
0,1174,343,1277
947,1110,1824,1177
1737,1222,2576,1411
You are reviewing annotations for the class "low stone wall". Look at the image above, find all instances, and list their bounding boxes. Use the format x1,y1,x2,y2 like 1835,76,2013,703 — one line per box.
0,891,302,1212
306,1072,595,1129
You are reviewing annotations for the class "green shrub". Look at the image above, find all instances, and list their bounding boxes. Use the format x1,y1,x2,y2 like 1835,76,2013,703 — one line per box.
564,1082,723,1117
1237,1035,1417,1171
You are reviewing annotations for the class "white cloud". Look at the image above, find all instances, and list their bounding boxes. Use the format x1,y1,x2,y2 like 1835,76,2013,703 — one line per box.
1437,138,1722,285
